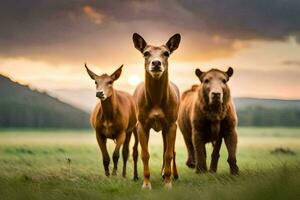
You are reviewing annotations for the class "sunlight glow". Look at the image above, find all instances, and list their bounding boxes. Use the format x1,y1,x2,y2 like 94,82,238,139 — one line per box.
128,74,141,86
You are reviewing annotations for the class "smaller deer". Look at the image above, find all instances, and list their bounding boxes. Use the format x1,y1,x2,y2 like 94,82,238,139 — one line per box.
85,64,138,180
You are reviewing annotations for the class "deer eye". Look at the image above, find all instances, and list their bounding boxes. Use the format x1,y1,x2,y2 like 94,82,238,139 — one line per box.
143,51,150,57
94,81,97,85
222,79,227,84
204,79,209,84
108,81,113,85
163,51,170,57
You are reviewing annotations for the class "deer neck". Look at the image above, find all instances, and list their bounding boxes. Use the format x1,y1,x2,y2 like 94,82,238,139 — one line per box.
145,70,169,105
100,90,117,120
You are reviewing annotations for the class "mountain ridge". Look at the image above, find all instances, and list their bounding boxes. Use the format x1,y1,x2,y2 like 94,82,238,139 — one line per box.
0,74,90,128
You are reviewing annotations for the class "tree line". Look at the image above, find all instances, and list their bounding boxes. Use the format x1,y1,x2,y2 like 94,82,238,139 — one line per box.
237,106,300,127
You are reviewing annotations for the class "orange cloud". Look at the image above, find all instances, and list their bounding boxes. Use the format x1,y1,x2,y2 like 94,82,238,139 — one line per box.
83,5,104,25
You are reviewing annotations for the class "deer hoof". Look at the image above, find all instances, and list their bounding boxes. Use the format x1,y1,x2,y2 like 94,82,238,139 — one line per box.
173,174,179,180
142,182,152,190
105,171,110,177
164,182,172,189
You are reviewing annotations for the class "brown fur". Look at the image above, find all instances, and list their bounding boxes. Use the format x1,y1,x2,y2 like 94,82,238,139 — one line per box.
178,68,239,175
86,64,138,180
132,33,181,188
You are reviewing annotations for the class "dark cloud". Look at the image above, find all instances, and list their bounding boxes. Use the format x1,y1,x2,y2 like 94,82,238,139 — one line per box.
0,0,299,64
176,0,300,41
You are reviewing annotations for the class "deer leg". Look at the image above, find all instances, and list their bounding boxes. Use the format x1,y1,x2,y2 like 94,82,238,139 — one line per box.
192,129,207,173
112,131,126,176
209,138,222,173
161,133,166,179
122,132,131,178
96,134,110,176
163,123,177,188
224,129,239,175
137,123,151,189
162,131,179,180
182,130,195,168
132,127,139,181
172,145,179,180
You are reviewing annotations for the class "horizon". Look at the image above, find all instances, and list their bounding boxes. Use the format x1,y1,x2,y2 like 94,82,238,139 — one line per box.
2,72,300,114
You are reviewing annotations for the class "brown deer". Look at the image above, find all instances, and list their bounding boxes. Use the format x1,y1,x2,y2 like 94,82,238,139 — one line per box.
132,33,181,189
85,64,138,180
178,67,239,175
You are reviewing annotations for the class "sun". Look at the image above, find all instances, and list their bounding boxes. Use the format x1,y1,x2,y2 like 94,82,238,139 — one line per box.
128,74,141,86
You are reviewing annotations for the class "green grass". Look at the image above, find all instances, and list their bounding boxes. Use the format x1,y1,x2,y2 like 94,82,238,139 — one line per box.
0,127,300,200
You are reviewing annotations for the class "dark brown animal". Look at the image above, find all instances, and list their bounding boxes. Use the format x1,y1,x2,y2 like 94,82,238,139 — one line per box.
132,33,181,189
178,67,239,175
85,64,138,180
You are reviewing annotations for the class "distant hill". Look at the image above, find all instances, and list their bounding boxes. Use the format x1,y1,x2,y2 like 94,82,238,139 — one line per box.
234,98,300,127
0,74,90,128
234,97,300,109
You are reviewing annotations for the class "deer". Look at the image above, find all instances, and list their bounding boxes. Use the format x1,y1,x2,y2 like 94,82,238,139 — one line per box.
178,67,239,175
85,63,138,180
132,33,181,189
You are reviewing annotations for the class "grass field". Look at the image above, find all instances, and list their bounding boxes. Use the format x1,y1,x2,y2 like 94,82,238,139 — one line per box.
0,127,300,200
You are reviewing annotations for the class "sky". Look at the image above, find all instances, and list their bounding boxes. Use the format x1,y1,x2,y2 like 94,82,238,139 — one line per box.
1,0,300,110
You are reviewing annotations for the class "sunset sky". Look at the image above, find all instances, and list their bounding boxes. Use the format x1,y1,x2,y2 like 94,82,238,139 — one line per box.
1,0,300,110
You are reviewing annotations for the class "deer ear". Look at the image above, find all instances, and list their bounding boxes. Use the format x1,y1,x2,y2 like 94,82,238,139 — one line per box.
132,33,147,53
111,65,123,81
226,67,234,78
195,68,203,81
166,33,181,53
85,63,97,80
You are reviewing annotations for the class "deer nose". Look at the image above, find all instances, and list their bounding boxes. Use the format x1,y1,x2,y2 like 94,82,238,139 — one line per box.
151,60,162,71
152,60,161,67
96,91,104,98
212,92,221,99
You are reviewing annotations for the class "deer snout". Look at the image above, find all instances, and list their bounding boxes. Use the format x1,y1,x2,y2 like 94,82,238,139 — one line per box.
151,60,162,72
212,92,221,100
210,91,223,104
96,90,105,99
